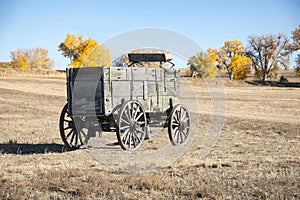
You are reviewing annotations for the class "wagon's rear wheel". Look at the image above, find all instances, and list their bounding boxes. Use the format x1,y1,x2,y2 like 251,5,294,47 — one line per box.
116,100,147,150
168,104,190,145
59,103,87,149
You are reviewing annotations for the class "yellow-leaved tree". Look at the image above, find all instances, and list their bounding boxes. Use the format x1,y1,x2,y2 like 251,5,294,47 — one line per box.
10,48,53,70
82,45,112,67
10,49,29,69
188,50,217,79
231,54,252,80
215,40,252,80
217,40,245,80
58,33,112,68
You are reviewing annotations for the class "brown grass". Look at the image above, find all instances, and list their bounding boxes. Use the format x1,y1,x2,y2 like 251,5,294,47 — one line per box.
0,69,299,199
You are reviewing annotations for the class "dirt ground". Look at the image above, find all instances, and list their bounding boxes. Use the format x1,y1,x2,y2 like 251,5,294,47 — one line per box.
0,69,299,199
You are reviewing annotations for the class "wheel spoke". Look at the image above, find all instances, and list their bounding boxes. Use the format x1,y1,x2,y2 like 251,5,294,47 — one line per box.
64,119,72,123
179,131,183,144
132,132,138,148
176,129,180,143
128,132,132,149
133,105,139,119
181,129,187,138
124,107,131,121
127,106,132,120
181,110,187,121
173,128,178,140
64,126,72,131
70,131,76,146
121,128,129,139
75,130,79,146
182,117,189,122
135,112,144,121
123,130,131,145
66,128,75,138
78,130,84,145
120,125,130,131
137,121,145,126
172,126,179,133
120,118,130,125
136,129,145,136
171,120,179,126
175,110,180,122
180,107,184,120
64,126,74,131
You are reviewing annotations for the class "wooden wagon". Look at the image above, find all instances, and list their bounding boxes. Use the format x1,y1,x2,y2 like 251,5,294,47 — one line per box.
59,53,190,150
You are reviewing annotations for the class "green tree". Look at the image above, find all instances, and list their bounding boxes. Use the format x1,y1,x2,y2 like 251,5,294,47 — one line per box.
247,33,290,81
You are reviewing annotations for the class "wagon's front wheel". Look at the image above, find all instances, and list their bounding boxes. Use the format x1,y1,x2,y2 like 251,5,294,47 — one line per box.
168,104,190,145
116,100,147,150
59,103,87,149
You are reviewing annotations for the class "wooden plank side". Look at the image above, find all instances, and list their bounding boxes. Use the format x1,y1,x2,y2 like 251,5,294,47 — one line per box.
71,81,103,98
72,97,104,116
67,66,180,116
70,67,103,81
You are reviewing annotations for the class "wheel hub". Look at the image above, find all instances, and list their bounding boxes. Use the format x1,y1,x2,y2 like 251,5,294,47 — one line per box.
130,120,137,131
68,121,74,128
178,121,186,131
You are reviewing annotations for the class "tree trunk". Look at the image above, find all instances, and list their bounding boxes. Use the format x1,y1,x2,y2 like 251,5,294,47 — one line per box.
191,70,196,77
262,73,268,82
228,70,234,80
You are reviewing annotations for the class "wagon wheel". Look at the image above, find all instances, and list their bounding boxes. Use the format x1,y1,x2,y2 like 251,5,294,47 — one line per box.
59,103,87,149
168,104,190,145
116,100,147,150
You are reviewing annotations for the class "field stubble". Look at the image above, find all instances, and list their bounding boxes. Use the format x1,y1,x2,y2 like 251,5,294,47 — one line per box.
0,71,299,199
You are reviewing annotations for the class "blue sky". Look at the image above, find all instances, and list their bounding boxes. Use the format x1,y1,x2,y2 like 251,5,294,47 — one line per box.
0,0,299,69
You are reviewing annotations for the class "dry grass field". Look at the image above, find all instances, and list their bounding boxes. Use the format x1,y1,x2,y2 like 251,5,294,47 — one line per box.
0,68,299,199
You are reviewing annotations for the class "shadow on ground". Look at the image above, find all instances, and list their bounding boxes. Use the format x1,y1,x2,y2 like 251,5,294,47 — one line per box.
246,80,300,88
0,143,75,154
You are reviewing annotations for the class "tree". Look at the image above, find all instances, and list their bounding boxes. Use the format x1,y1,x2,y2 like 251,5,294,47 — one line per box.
10,48,53,70
30,48,54,69
10,49,29,69
295,65,300,77
247,33,290,81
290,24,300,75
58,33,112,68
82,45,112,67
217,40,246,80
188,51,217,79
231,54,252,80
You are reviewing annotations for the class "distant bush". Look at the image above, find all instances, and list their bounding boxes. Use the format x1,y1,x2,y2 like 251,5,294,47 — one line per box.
279,75,288,83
